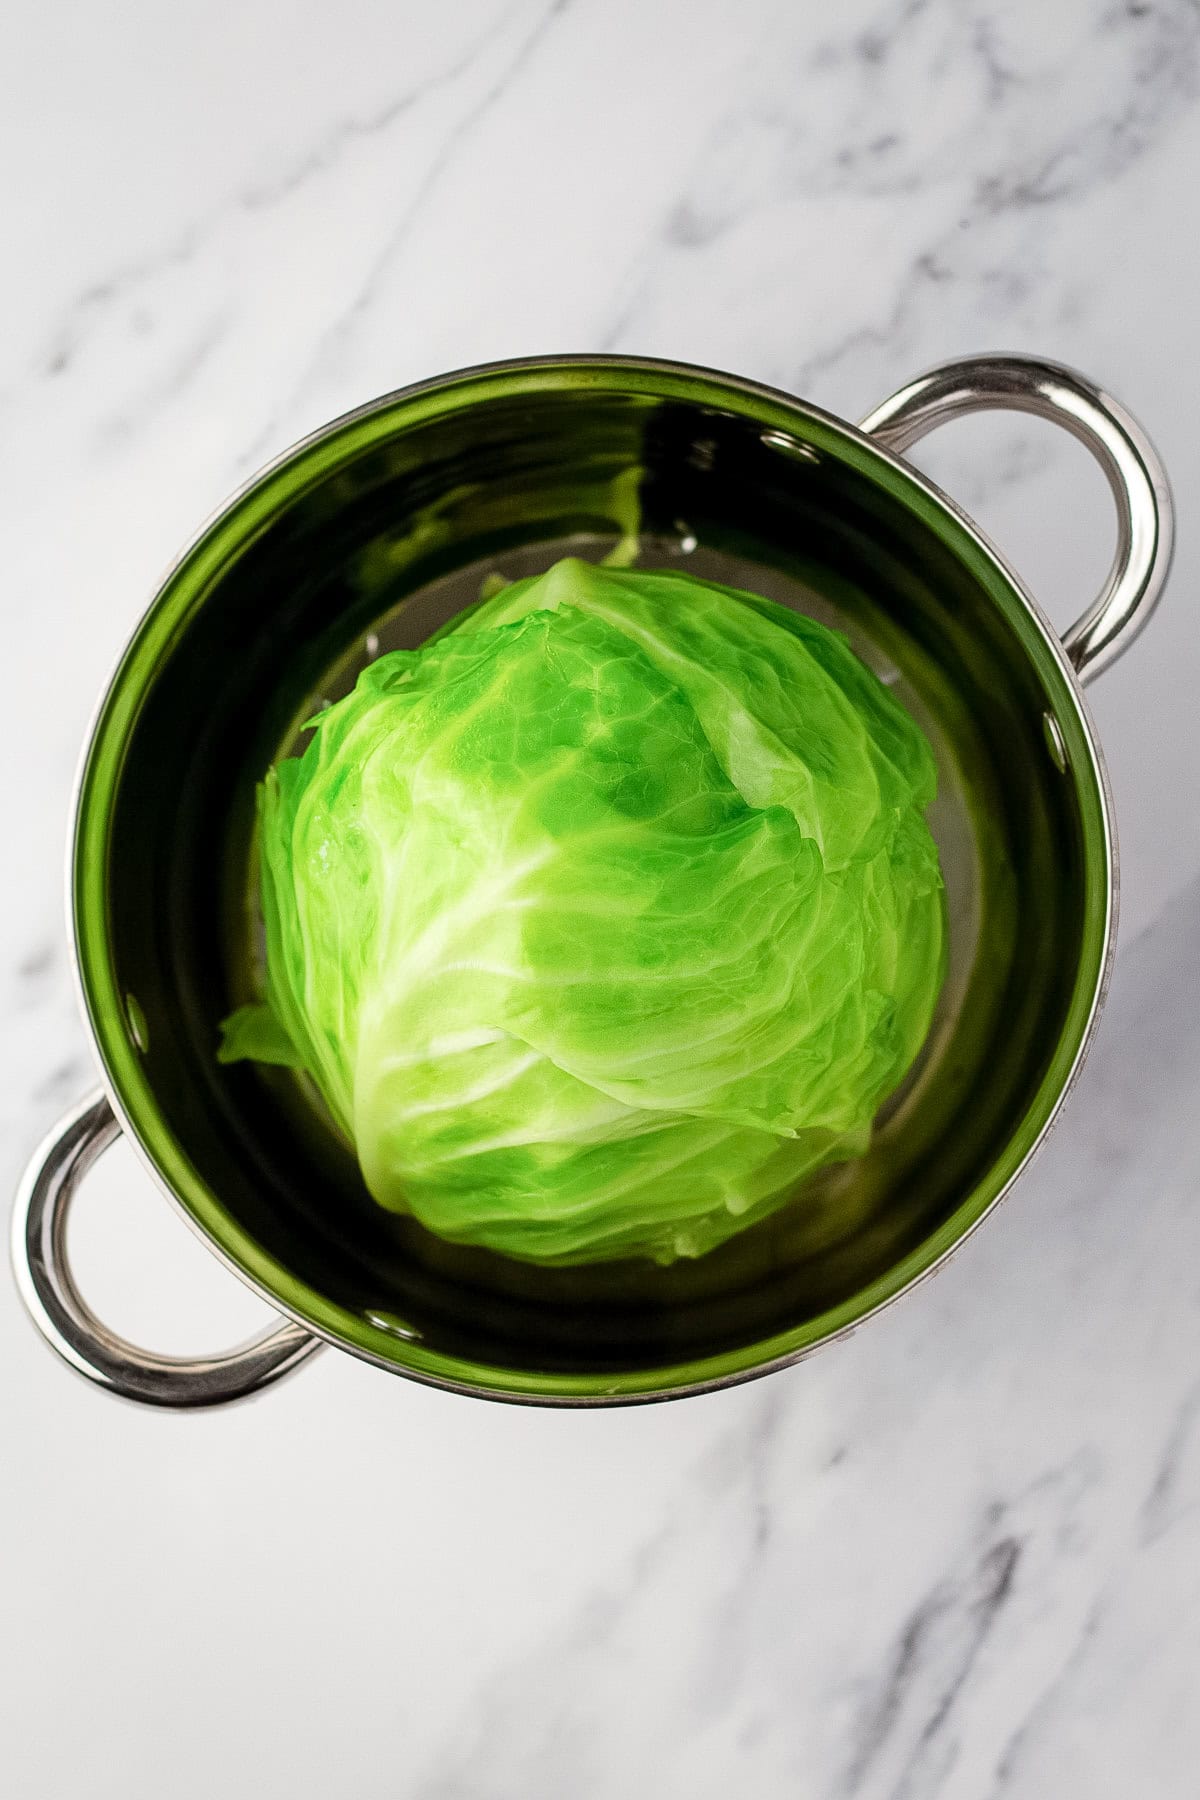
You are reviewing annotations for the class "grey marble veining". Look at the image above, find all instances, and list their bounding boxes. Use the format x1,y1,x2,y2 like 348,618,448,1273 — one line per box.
2,4,1198,1796
380,880,1200,1799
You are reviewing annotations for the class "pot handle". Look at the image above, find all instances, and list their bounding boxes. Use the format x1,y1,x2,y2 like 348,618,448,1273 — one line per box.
859,353,1174,683
11,1092,323,1407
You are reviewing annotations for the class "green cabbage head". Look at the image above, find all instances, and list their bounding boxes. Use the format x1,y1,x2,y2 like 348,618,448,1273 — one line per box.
220,558,945,1264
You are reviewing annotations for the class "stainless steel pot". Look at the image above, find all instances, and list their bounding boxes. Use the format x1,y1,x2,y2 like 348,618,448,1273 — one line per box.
11,353,1173,1408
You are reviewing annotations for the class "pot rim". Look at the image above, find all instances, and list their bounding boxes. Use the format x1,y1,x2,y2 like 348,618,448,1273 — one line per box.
66,352,1116,1406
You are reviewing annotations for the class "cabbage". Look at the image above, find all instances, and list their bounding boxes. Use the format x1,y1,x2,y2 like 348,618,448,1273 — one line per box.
220,557,945,1264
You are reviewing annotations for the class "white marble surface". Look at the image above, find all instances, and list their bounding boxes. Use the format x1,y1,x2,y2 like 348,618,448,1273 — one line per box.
2,3,1199,1794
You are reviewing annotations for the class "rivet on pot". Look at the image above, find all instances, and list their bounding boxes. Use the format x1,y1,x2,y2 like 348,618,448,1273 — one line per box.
761,428,820,463
366,1310,424,1342
124,992,149,1053
1042,711,1069,773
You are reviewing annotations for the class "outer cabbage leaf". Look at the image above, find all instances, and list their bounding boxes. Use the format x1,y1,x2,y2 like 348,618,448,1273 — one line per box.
221,558,945,1263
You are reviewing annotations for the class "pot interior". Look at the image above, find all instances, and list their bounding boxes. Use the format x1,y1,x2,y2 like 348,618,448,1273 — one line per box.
76,362,1109,1398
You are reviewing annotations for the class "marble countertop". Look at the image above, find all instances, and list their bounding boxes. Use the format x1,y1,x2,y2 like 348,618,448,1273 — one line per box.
3,3,1198,1795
